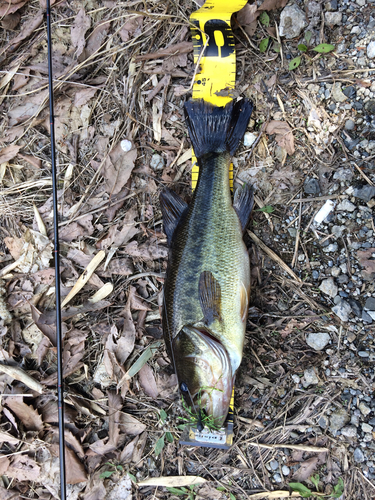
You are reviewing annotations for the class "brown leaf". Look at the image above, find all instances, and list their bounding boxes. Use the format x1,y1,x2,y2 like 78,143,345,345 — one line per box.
71,8,91,58
120,435,139,462
116,305,135,365
83,21,111,59
266,120,295,155
138,363,159,398
132,431,147,463
0,11,44,56
0,486,20,500
124,240,168,261
119,15,143,42
128,286,151,311
100,258,134,277
236,4,259,25
292,453,326,482
65,446,87,484
258,0,288,11
120,412,146,436
59,215,94,242
108,390,122,446
357,248,375,278
17,153,42,168
5,398,43,431
102,143,137,196
74,87,98,107
4,235,24,260
6,455,40,482
0,455,10,475
1,12,21,30
0,145,21,163
135,41,193,61
0,1,26,17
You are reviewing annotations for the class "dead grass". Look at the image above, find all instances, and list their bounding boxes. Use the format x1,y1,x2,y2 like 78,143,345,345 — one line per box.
0,0,374,499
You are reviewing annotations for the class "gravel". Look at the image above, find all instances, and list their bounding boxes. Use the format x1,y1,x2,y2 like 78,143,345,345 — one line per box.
302,367,319,387
319,277,338,298
329,408,350,432
354,448,365,463
150,154,165,171
279,4,307,38
332,300,352,322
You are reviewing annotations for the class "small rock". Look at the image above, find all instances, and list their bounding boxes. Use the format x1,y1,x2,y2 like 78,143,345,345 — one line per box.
279,4,307,39
354,448,365,463
270,460,279,471
358,351,370,358
325,12,342,25
362,423,373,433
342,86,356,99
337,274,349,284
348,298,362,318
368,42,375,59
364,297,375,311
306,332,331,351
353,185,375,202
333,168,353,182
332,225,345,238
331,266,341,277
337,199,356,212
359,402,371,416
324,0,338,11
329,408,350,431
243,132,257,147
323,243,339,253
304,177,320,195
364,100,375,114
345,119,355,131
302,367,319,388
150,154,165,172
288,228,297,238
319,415,329,429
362,310,373,324
356,0,366,5
332,299,352,322
273,473,282,483
319,277,338,298
346,330,356,342
282,465,290,476
291,374,300,384
341,426,357,438
351,26,361,35
332,82,347,103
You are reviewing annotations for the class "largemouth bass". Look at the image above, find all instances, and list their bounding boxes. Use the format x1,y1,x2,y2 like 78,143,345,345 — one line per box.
160,99,254,427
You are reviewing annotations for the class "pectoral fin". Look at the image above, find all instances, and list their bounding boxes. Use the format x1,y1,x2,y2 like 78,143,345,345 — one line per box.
159,188,188,246
233,183,254,234
199,271,222,325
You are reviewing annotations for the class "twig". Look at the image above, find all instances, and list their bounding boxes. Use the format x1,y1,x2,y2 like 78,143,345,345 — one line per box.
248,231,302,283
246,441,328,453
353,162,374,186
290,194,342,203
0,364,43,393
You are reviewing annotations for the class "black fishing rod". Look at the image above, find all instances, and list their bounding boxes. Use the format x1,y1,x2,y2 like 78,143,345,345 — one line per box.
46,1,67,498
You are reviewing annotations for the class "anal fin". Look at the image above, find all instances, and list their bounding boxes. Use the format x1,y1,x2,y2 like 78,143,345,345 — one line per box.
199,271,222,325
159,188,188,246
233,183,254,233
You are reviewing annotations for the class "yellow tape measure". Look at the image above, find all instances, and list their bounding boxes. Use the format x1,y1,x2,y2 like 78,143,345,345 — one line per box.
189,0,247,189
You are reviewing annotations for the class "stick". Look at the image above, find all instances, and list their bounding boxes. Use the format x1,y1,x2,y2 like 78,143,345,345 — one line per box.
46,3,66,498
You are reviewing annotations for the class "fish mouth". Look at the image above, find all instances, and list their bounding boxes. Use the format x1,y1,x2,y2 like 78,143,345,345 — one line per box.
175,326,233,427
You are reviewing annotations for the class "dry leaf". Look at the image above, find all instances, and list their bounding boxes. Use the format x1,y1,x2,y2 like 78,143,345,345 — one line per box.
102,143,137,196
116,304,135,365
65,446,88,484
120,435,139,462
236,4,258,25
119,15,143,42
266,120,295,155
138,363,159,398
136,41,193,61
0,455,10,475
124,240,168,261
0,11,44,57
0,487,21,500
0,145,21,163
100,258,134,277
120,412,146,436
0,1,26,18
5,398,43,431
83,20,111,59
292,454,326,482
258,0,288,11
71,8,91,58
357,248,375,278
74,87,98,107
6,455,40,482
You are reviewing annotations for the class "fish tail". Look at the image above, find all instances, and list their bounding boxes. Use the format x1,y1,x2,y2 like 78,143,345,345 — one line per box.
184,99,253,158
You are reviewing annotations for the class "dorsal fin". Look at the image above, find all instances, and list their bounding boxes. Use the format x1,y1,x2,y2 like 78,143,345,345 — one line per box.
159,188,188,246
198,271,222,325
233,182,254,233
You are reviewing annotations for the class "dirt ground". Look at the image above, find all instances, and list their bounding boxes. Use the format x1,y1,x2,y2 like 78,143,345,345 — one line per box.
0,0,375,499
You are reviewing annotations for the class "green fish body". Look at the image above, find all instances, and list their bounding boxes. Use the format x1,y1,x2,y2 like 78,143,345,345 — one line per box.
160,99,254,426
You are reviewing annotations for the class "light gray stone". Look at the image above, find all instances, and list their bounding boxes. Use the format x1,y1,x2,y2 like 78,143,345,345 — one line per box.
282,465,290,476
150,153,165,171
279,4,307,39
323,243,339,253
337,199,356,212
329,408,350,431
332,82,347,103
270,460,279,471
332,225,345,238
359,402,371,416
319,277,338,298
302,367,319,387
243,132,257,147
331,266,341,277
306,332,331,351
362,423,373,433
341,426,357,438
354,448,365,463
325,12,342,25
364,297,375,311
332,300,352,322
368,42,375,59
345,119,355,131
